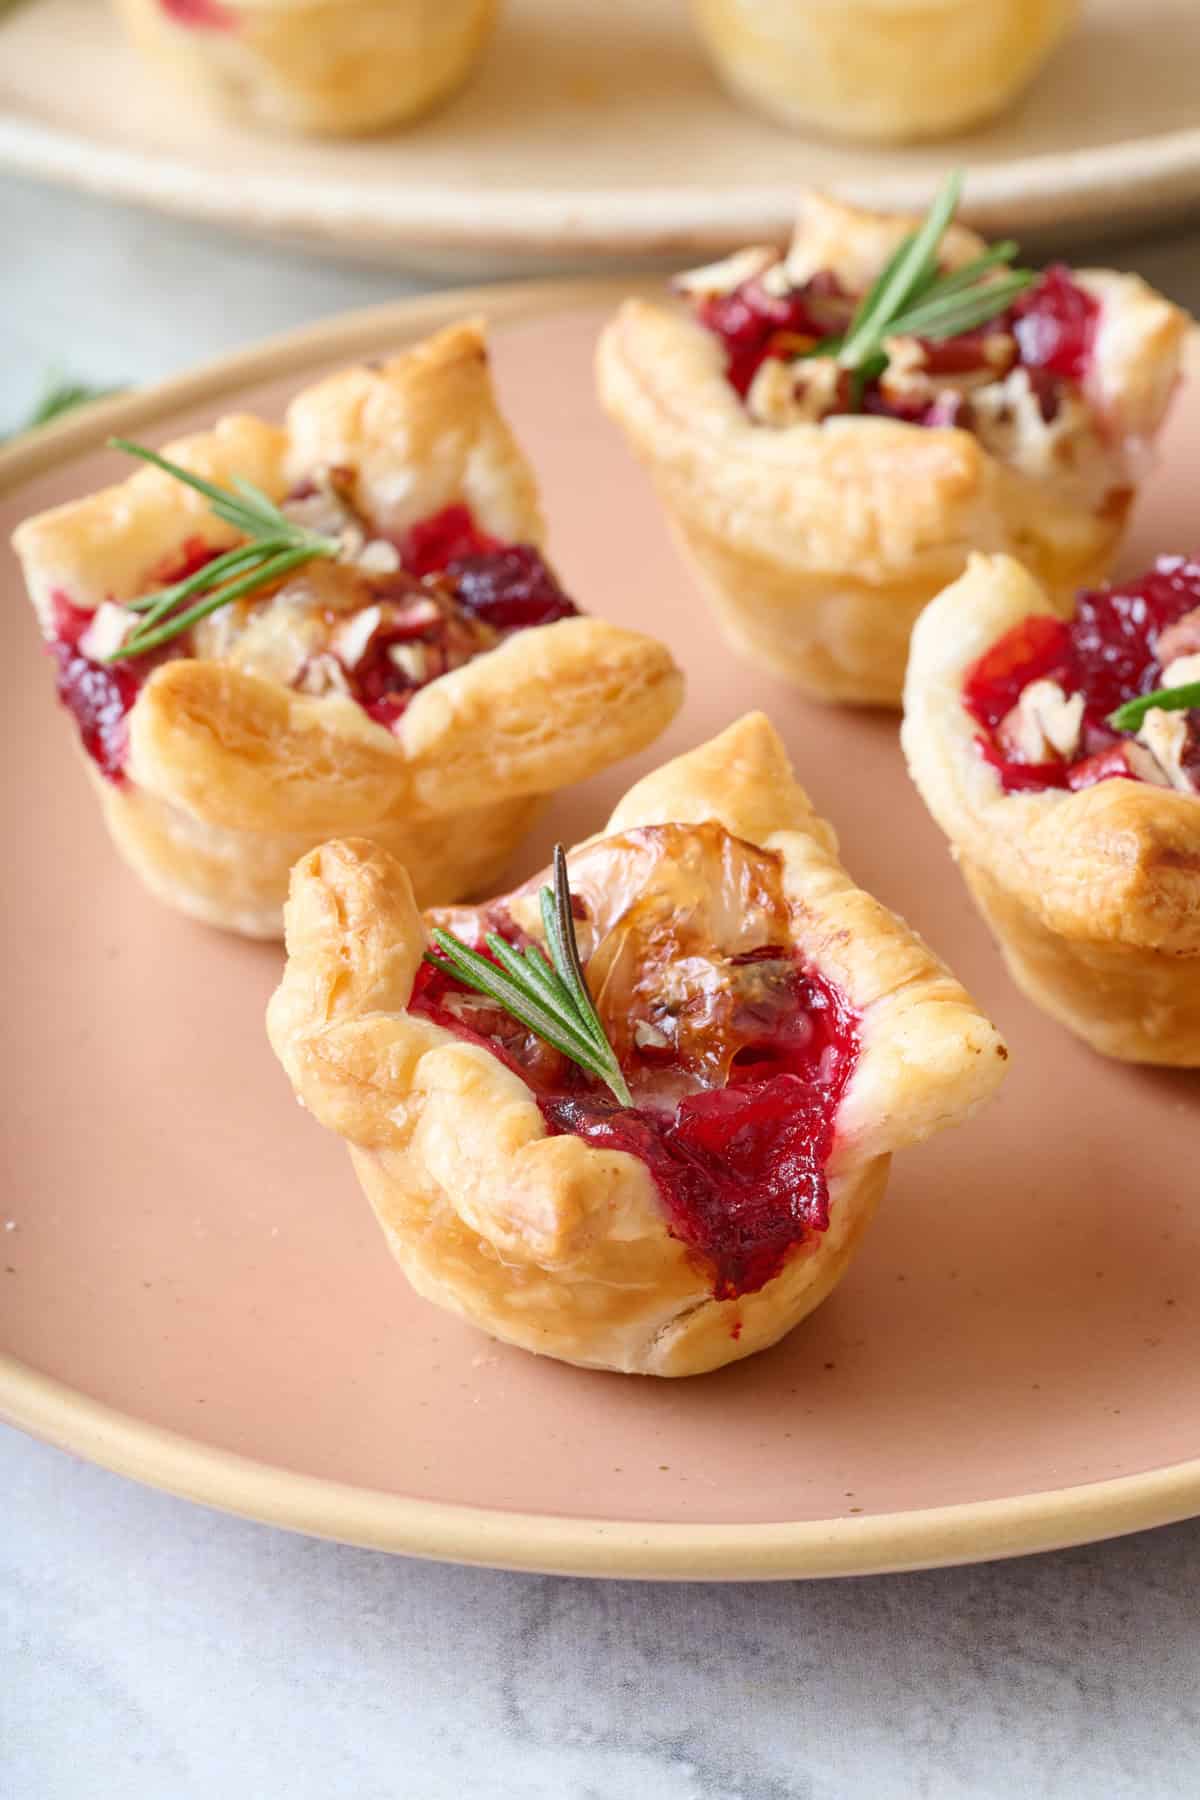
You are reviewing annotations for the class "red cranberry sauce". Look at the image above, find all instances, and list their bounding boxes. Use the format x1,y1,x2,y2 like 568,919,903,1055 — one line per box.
158,0,235,27
693,272,852,400
411,927,860,1302
347,506,578,729
963,556,1200,794
691,259,1098,424
46,501,578,768
45,535,220,785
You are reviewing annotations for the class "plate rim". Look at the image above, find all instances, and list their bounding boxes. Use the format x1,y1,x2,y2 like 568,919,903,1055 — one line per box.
6,115,1200,252
5,0,1200,265
4,279,1200,1580
8,1349,1200,1578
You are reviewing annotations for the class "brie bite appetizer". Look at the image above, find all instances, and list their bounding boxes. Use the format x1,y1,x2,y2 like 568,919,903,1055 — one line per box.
689,0,1079,143
598,183,1186,707
903,553,1200,1064
268,713,1008,1376
111,0,497,136
13,323,683,937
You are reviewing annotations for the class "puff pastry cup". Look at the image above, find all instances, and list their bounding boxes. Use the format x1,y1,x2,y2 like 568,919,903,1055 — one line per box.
902,553,1200,1065
112,0,497,136
13,322,683,938
267,712,1008,1376
688,0,1078,143
597,194,1187,707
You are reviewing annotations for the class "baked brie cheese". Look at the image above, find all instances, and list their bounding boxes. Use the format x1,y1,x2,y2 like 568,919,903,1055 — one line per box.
903,553,1200,1064
598,191,1186,707
267,712,1008,1376
112,0,497,137
13,322,683,937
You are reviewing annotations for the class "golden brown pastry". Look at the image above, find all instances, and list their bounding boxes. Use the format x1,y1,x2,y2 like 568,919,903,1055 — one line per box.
689,0,1078,143
902,552,1200,1063
111,0,497,136
267,712,1009,1376
598,191,1186,707
13,322,683,937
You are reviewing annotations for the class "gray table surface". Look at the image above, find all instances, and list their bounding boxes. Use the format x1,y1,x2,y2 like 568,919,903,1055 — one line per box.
4,174,1200,1800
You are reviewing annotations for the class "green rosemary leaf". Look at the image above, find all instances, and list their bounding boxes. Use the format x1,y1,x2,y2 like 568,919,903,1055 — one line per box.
887,271,1034,342
109,541,319,661
839,170,963,369
125,541,266,617
1109,681,1200,733
540,880,602,1055
917,241,1020,301
110,437,256,523
6,375,124,440
426,933,611,1083
482,933,600,1064
104,438,341,658
424,846,632,1106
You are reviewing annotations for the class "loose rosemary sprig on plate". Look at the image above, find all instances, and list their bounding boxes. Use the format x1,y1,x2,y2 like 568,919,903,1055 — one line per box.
806,170,1035,394
6,374,124,441
101,437,341,662
425,844,633,1107
1109,681,1200,733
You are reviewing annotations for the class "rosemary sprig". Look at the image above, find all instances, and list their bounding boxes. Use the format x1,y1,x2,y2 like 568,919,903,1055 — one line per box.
807,171,1034,388
1109,682,1200,733
4,373,124,442
102,437,341,662
425,844,633,1107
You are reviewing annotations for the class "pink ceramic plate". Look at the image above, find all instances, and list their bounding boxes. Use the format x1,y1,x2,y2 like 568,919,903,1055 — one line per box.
2,286,1198,1580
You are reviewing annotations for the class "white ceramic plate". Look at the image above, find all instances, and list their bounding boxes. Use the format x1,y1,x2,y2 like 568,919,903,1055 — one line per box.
3,0,1200,275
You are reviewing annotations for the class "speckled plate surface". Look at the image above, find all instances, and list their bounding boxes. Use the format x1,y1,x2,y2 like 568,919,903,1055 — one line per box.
2,0,1200,273
1,284,1199,1579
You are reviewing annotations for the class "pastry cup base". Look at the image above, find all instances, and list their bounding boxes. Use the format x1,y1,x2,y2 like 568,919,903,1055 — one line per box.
669,510,1119,710
688,0,1079,145
353,1142,891,1378
93,766,544,939
111,0,497,138
962,856,1200,1067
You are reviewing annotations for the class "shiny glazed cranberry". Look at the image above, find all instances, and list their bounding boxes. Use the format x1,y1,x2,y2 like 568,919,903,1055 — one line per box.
401,504,500,577
696,273,851,398
962,614,1071,732
159,0,234,26
413,948,858,1301
45,541,219,783
1011,266,1100,384
539,1076,834,1301
48,596,141,785
694,261,1098,423
963,557,1200,794
445,545,578,630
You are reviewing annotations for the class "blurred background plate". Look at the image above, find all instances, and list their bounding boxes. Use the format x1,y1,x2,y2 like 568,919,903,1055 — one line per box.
2,0,1200,276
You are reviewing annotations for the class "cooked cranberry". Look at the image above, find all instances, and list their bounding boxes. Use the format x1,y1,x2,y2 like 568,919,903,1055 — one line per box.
362,693,411,731
964,557,1200,794
401,504,500,577
159,0,234,26
1011,266,1099,384
445,546,577,631
48,596,141,785
339,510,581,728
413,945,858,1301
963,614,1071,732
691,260,1098,426
45,546,220,782
50,643,140,785
1066,746,1141,791
696,273,851,399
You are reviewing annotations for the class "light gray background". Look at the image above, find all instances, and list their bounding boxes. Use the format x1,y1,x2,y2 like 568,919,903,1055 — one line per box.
5,174,1200,1799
